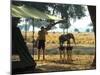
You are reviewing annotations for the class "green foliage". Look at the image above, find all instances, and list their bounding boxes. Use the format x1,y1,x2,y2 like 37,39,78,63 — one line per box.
59,20,71,33
49,4,86,20
86,28,90,32
74,28,80,33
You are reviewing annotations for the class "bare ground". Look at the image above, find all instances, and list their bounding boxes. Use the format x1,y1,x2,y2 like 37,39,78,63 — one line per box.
33,55,95,73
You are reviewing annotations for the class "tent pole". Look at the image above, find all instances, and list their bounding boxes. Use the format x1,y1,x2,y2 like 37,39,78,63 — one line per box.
25,18,27,41
32,18,35,59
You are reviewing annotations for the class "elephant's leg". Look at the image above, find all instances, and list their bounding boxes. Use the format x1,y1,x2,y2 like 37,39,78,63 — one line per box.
59,49,62,60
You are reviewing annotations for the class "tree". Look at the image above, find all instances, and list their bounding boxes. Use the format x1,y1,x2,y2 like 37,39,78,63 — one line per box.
86,28,90,32
59,20,71,34
88,22,93,26
74,28,80,33
48,4,86,33
49,4,86,20
91,28,94,32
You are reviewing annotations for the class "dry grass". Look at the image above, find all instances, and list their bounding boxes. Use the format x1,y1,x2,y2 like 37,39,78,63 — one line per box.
22,32,95,46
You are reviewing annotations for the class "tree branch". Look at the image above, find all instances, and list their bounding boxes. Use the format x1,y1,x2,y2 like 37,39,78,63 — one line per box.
45,20,66,31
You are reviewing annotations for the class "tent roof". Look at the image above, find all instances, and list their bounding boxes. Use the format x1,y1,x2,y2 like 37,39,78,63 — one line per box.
12,5,62,20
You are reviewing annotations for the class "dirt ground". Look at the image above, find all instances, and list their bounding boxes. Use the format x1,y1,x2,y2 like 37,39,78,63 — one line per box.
33,55,95,73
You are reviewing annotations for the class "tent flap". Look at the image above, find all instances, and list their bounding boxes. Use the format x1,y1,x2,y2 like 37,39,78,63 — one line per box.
11,5,62,20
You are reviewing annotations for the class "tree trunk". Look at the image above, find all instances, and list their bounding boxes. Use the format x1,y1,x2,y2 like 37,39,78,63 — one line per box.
25,23,27,41
45,20,66,31
63,29,65,34
66,29,68,34
32,19,35,59
88,6,96,67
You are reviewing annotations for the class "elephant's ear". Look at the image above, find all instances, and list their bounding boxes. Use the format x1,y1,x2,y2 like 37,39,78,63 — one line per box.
71,34,76,45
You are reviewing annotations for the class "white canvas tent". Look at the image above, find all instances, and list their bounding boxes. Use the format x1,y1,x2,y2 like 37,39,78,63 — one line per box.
12,5,62,20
